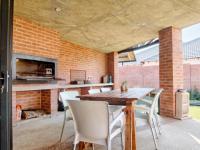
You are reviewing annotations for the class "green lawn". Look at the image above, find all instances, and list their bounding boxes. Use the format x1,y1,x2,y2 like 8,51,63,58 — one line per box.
189,106,200,120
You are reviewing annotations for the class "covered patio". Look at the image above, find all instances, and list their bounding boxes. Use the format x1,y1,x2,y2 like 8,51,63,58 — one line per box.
1,0,200,150
12,0,200,119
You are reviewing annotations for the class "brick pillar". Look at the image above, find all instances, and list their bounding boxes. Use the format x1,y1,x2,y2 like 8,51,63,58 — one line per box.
159,26,184,117
41,89,58,114
107,52,119,89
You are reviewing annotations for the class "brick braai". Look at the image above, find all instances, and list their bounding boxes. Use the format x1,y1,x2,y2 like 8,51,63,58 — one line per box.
12,16,110,122
13,16,108,84
159,26,184,117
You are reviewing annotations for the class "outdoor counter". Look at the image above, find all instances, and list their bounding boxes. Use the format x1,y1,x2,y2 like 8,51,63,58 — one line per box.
12,83,113,92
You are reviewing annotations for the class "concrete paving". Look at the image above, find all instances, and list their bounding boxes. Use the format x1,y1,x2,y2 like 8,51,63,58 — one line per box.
13,112,200,150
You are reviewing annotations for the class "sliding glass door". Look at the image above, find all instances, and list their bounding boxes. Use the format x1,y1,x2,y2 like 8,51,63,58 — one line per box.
0,0,13,149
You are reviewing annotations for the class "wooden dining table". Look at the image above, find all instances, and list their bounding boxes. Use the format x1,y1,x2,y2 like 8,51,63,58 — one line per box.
78,87,154,150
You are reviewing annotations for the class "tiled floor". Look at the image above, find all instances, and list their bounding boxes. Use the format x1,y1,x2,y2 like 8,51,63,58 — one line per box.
13,112,200,150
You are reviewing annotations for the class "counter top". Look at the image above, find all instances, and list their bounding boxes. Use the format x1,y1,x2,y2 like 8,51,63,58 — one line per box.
59,83,113,89
12,83,113,91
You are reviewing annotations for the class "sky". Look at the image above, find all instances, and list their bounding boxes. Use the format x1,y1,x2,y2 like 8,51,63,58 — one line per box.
182,22,200,42
135,23,200,54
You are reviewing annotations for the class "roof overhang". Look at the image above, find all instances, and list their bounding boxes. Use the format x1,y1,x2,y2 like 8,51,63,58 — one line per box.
118,51,136,63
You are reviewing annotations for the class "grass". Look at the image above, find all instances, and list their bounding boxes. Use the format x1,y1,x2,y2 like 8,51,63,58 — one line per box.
189,106,200,120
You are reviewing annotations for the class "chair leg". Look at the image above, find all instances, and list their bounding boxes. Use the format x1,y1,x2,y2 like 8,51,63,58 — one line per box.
148,119,158,150
73,144,76,150
59,110,67,142
111,112,115,120
107,139,111,150
152,118,159,139
120,132,124,150
154,114,161,135
120,118,125,150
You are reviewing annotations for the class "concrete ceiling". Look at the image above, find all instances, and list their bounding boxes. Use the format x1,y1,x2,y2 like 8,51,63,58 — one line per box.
14,0,200,53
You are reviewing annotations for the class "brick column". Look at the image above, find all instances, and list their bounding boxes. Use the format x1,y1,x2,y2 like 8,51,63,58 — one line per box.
41,89,58,114
159,26,184,117
107,52,119,89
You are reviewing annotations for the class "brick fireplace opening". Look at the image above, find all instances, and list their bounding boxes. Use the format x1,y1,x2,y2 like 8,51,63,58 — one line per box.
13,89,58,121
16,91,44,120
16,91,41,110
12,53,57,83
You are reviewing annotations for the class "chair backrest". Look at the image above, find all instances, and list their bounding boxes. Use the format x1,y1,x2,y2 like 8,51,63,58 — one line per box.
149,88,163,117
100,87,111,93
68,100,109,140
59,91,80,107
88,89,101,94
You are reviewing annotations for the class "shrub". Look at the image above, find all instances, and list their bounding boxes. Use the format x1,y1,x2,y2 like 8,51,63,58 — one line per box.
188,88,200,101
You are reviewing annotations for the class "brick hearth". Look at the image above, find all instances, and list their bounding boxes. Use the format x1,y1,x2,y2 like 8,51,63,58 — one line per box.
12,89,58,121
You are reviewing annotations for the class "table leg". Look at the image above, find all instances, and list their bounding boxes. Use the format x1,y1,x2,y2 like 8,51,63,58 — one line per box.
78,142,92,150
79,142,85,150
125,103,136,150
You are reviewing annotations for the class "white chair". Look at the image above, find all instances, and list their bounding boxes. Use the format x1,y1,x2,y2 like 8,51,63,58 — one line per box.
137,89,163,134
88,89,101,94
135,88,163,150
59,90,80,142
100,87,111,92
67,100,124,150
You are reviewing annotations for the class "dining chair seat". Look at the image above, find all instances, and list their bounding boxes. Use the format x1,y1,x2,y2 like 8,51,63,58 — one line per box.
136,96,153,106
135,111,149,120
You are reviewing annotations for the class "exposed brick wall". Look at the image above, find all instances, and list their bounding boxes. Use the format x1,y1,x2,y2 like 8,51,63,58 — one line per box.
58,41,107,83
13,16,60,59
41,89,58,114
188,64,200,90
184,64,190,89
119,64,159,88
13,16,107,83
119,62,200,91
41,90,51,113
159,27,183,117
16,91,41,110
108,52,119,89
